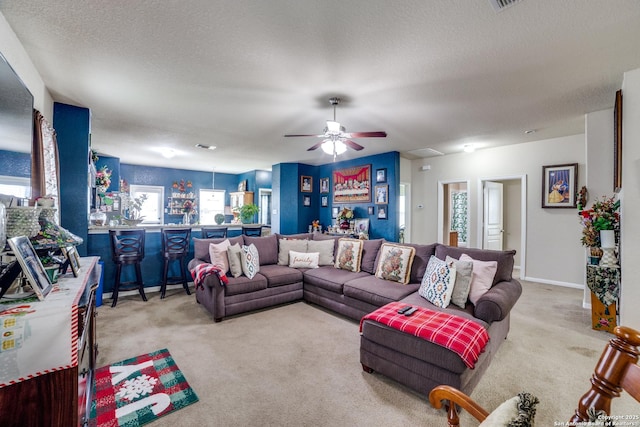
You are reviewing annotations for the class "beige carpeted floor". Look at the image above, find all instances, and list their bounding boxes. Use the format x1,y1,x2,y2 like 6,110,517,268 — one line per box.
95,281,638,426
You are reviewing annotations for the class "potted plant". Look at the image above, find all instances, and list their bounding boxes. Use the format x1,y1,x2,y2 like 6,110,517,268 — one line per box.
337,207,354,230
122,194,148,225
579,195,620,263
239,203,259,224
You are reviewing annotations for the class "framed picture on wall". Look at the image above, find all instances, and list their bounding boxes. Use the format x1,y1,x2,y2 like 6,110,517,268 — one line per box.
301,176,312,193
320,177,330,193
377,205,388,220
541,163,578,208
321,196,328,207
368,206,375,215
376,168,387,183
374,184,388,204
303,195,311,207
332,206,339,219
332,165,371,203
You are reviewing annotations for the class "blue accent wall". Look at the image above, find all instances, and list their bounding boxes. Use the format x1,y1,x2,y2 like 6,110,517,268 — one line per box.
53,103,91,255
273,151,400,241
0,150,30,178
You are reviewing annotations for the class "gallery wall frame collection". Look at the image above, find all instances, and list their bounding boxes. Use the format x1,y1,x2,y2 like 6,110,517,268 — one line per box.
541,163,578,208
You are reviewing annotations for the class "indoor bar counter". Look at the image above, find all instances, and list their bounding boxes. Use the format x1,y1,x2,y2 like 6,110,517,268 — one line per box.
87,224,268,299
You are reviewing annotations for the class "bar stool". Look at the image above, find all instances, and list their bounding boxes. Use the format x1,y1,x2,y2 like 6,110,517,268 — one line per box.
161,228,192,299
109,229,147,307
201,227,227,238
242,225,262,237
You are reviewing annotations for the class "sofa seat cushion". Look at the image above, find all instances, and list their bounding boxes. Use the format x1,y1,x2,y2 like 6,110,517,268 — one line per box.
343,275,420,307
258,264,303,288
303,266,369,293
224,273,268,296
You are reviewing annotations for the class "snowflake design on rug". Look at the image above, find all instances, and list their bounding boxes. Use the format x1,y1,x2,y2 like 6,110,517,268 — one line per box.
116,374,158,401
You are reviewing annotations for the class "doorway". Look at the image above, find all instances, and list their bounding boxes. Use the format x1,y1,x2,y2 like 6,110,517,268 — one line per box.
437,180,470,247
478,175,526,278
258,188,272,226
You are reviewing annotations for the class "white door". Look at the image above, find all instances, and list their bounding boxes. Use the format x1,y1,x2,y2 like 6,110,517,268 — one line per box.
483,181,504,250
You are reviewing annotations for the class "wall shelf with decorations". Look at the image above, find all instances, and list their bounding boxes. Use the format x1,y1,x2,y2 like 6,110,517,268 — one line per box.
167,193,197,215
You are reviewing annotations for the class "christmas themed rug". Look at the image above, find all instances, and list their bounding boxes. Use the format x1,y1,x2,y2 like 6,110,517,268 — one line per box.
89,348,199,426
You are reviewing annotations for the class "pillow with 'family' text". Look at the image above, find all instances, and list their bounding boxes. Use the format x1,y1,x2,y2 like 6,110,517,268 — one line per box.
289,250,320,269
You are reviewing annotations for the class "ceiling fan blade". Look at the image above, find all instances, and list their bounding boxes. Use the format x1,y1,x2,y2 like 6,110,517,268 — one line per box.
307,141,324,151
284,133,325,138
342,131,387,138
343,139,365,151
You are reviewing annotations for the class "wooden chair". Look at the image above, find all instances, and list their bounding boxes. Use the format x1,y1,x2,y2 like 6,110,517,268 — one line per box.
429,325,640,426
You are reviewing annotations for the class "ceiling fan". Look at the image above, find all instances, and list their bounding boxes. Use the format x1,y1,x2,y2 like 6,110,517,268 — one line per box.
284,97,387,160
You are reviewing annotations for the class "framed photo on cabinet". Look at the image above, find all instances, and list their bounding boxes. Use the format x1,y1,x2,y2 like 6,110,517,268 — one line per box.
7,236,52,301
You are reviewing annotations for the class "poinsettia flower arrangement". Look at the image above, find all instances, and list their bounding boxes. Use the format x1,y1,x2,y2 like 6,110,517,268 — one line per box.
182,199,196,214
579,196,620,247
95,166,111,188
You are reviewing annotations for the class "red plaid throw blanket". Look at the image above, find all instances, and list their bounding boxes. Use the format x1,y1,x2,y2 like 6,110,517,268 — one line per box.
360,302,489,369
190,263,228,290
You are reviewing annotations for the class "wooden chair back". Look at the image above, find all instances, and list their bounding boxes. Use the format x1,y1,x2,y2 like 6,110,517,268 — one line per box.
429,325,640,427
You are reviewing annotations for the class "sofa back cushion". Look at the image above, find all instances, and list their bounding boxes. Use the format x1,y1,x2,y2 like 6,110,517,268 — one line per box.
360,238,384,274
276,232,313,241
435,245,515,285
194,236,244,263
312,233,341,254
244,234,278,265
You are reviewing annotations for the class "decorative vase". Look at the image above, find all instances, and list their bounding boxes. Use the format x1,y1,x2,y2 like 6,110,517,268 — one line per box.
340,220,350,230
89,211,107,226
183,212,191,225
600,230,616,248
96,185,108,194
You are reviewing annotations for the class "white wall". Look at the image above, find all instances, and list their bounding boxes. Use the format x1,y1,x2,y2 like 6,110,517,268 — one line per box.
411,134,586,286
0,12,53,120
620,68,640,330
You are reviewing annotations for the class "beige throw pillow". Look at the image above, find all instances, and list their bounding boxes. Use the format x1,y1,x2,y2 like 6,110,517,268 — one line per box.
227,243,243,278
307,239,335,265
278,239,309,265
209,239,230,273
446,255,474,308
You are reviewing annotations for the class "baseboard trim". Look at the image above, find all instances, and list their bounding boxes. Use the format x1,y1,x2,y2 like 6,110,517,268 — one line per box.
522,276,584,290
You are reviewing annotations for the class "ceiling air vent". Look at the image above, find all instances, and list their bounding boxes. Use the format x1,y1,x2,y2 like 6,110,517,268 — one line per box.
488,0,523,12
407,147,444,158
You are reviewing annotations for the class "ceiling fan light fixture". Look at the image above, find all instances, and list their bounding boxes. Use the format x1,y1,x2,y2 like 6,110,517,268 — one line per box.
321,140,347,155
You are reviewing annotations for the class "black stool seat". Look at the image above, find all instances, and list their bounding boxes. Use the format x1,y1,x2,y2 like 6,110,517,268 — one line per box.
201,227,227,238
161,228,192,299
109,229,147,307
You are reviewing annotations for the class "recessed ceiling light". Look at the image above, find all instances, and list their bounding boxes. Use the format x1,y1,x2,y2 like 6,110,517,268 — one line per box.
463,144,476,153
195,144,216,150
159,148,176,159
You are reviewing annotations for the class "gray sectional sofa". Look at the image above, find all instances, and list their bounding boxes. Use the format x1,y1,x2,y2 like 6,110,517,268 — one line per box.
188,232,522,397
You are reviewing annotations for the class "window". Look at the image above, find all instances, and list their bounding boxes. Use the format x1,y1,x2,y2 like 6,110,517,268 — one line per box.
130,185,164,224
199,189,225,224
0,175,31,200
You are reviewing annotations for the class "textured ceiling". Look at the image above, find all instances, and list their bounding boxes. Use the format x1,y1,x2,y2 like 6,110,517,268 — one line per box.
1,0,640,173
